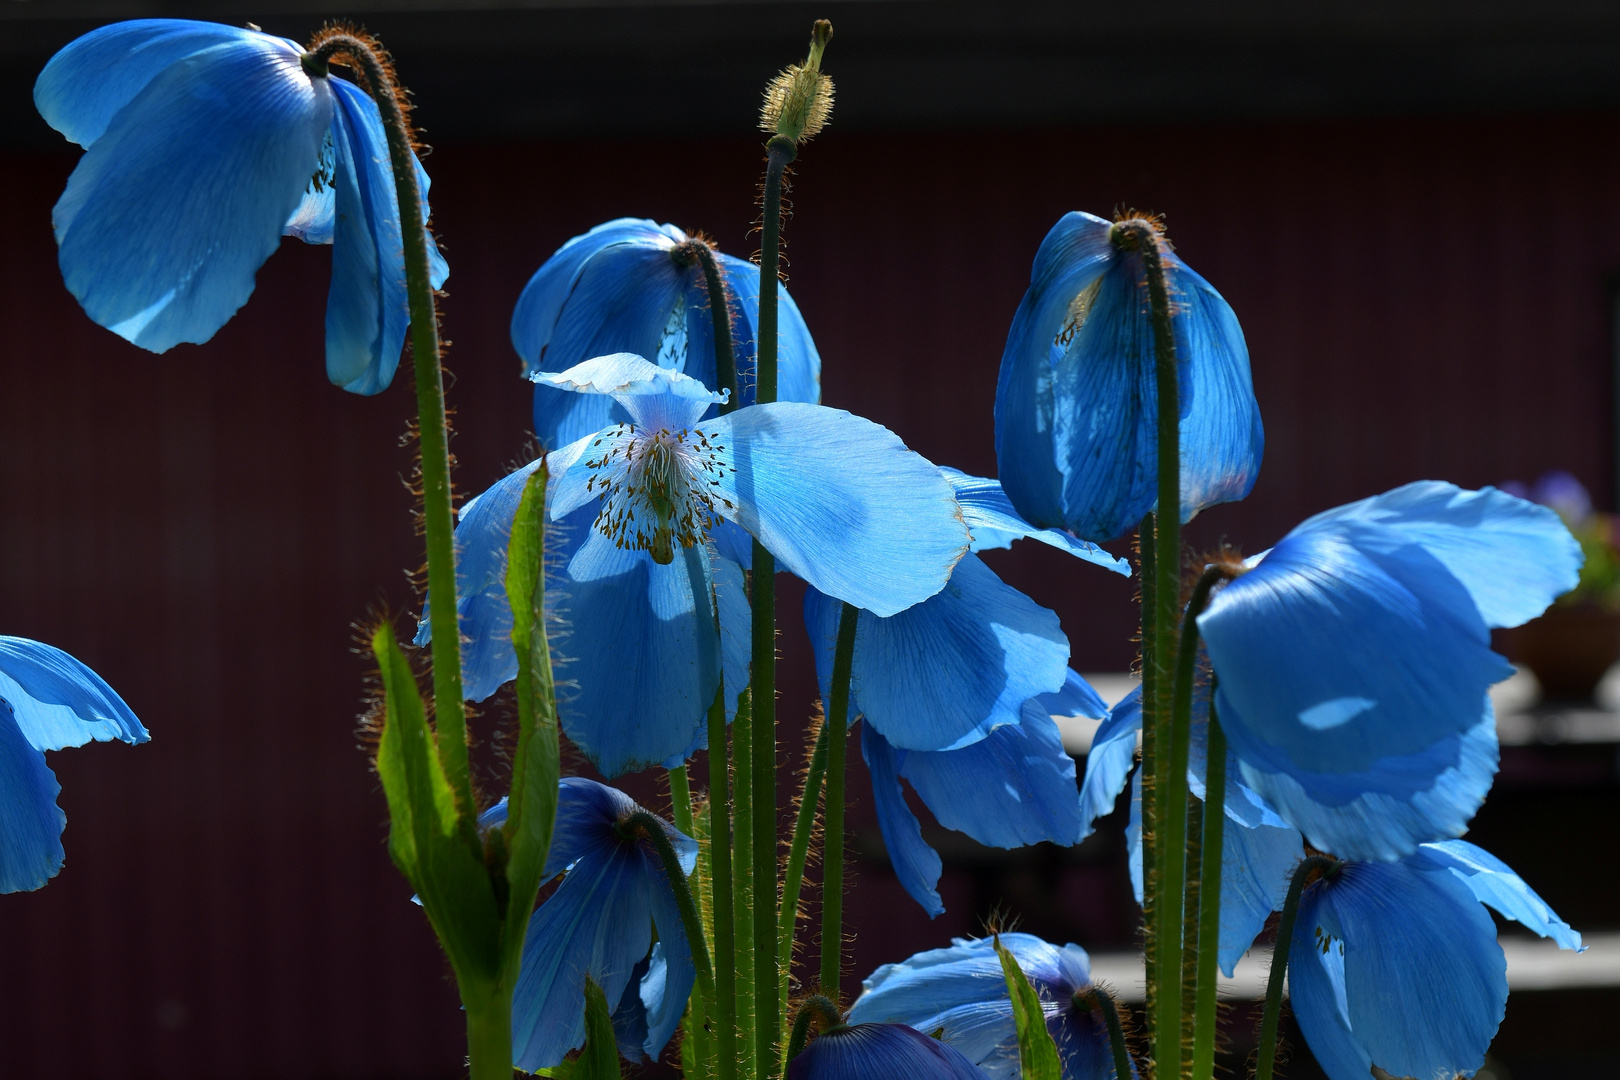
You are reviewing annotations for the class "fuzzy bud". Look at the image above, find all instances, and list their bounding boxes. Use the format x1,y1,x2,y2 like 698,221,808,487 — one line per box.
760,20,834,144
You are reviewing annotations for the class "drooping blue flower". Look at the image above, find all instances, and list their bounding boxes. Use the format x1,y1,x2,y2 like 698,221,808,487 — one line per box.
994,212,1263,542
1289,840,1581,1080
0,636,148,894
788,1022,990,1080
1198,481,1581,860
35,19,448,394
422,353,969,776
848,933,1133,1079
513,218,821,448
493,778,697,1070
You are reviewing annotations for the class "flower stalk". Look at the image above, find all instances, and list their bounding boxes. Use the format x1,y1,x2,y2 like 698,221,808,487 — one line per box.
820,603,858,999
1255,855,1342,1080
1190,702,1227,1080
780,718,831,1023
1078,988,1136,1080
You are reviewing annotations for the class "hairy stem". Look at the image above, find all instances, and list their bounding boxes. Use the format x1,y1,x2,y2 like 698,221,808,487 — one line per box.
1256,856,1340,1080
705,694,739,1080
779,720,831,1024
820,603,858,998
1190,703,1226,1080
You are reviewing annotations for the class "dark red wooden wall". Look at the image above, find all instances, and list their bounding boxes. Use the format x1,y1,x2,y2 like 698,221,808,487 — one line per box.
3,110,1617,1076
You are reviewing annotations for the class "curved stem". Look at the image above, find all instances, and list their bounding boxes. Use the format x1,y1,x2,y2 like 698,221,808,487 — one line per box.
625,810,718,1037
676,241,741,413
705,693,739,1080
779,719,831,1022
785,995,842,1065
305,36,469,821
1255,856,1341,1080
1081,988,1136,1080
1136,514,1158,1047
1190,701,1226,1080
820,603,858,998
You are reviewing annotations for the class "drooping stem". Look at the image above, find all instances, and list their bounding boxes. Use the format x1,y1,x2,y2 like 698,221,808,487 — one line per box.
785,995,842,1066
1111,217,1182,1080
706,694,740,1080
750,132,798,1077
1080,988,1136,1080
304,36,470,821
1255,856,1340,1080
732,691,757,1079
670,765,695,837
1190,703,1226,1080
676,241,740,412
625,809,719,1030
779,719,831,1022
1136,514,1158,1048
820,603,858,998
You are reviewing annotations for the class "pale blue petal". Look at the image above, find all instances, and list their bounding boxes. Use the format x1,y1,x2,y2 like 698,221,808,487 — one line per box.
52,35,331,352
1036,668,1109,721
659,553,751,768
709,251,823,407
710,518,754,570
805,556,1067,752
1286,925,1373,1080
861,721,944,917
1292,858,1505,1080
1413,840,1584,951
1213,817,1300,977
640,867,697,1060
942,468,1129,574
708,403,970,617
1078,686,1139,838
1126,770,1143,902
1298,481,1581,629
35,20,295,148
0,636,148,750
902,708,1082,848
534,353,727,433
534,390,626,454
0,708,66,894
787,1023,991,1080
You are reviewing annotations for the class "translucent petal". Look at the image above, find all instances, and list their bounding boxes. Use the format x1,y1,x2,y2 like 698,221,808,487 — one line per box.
1212,816,1300,977
1078,686,1140,839
0,636,148,750
942,468,1129,572
861,721,944,917
52,36,331,352
534,353,727,434
707,251,823,408
708,403,969,617
640,861,697,1060
0,708,66,894
1413,840,1583,951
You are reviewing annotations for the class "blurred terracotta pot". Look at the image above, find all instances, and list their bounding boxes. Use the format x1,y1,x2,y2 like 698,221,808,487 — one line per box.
1498,602,1620,703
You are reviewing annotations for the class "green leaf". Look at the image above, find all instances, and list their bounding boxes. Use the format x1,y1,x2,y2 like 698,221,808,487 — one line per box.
372,627,501,983
502,465,561,964
994,934,1062,1080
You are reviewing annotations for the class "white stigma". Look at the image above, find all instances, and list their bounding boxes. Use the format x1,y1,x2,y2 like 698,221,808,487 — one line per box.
582,422,734,564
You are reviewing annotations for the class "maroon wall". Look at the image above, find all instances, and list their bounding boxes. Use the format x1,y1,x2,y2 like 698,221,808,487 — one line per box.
2,111,1617,1077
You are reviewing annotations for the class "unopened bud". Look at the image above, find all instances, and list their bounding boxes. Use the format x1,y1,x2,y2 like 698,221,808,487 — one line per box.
760,20,834,144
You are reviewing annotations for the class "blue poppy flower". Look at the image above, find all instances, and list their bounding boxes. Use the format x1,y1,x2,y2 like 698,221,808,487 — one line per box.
421,353,968,776
513,218,821,448
1094,684,1305,974
788,1022,990,1080
486,778,696,1070
847,933,1133,1079
1198,481,1582,860
0,636,148,893
1289,840,1581,1080
35,18,448,394
993,212,1263,542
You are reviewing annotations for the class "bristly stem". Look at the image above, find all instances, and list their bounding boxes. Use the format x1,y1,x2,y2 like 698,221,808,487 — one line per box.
820,603,858,999
706,693,739,1080
780,717,831,1024
304,35,470,824
751,131,797,1077
1136,513,1158,1050
785,995,842,1066
676,241,740,413
624,809,718,1033
732,691,757,1079
1190,700,1226,1080
670,765,695,837
1255,856,1341,1080
1079,988,1136,1080
1111,217,1182,1080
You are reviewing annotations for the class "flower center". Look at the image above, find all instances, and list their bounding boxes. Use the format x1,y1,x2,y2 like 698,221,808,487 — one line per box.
582,423,731,564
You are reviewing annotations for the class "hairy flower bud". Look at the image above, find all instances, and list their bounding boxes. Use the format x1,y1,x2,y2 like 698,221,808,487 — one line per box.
760,19,834,143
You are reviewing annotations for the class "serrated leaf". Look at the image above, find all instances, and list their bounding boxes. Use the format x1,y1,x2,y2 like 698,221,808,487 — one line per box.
994,934,1062,1080
503,465,560,961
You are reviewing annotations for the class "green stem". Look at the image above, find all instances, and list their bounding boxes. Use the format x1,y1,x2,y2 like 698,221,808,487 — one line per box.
732,691,757,1079
1137,514,1158,1050
1081,989,1136,1080
820,603,858,998
670,765,695,837
751,132,796,1077
678,240,740,413
1181,792,1202,1077
706,694,739,1080
1255,856,1340,1080
1190,705,1226,1080
464,994,515,1080
304,36,470,820
625,810,718,1037
779,720,831,1021
785,995,842,1066
1111,217,1180,1080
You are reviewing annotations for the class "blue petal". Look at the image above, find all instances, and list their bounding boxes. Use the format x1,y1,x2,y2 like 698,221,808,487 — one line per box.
659,552,751,768
708,403,970,616
0,636,148,750
610,953,654,1060
0,707,67,894
805,555,1068,752
320,78,449,395
861,721,944,917
639,865,697,1059
1412,840,1583,951
1078,686,1140,839
1126,771,1144,901
787,1023,991,1080
1035,668,1110,721
902,708,1083,848
535,353,728,434
1298,481,1581,629
35,20,298,148
707,251,823,408
1291,857,1506,1080
51,33,331,352
1212,817,1300,977
941,468,1129,574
